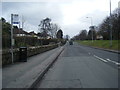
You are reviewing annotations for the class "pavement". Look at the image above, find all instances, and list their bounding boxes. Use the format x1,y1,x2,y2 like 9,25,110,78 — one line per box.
36,42,119,88
2,46,64,88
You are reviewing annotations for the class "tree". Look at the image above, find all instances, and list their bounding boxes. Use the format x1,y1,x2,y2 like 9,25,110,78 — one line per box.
87,30,92,40
111,8,120,40
50,23,59,38
38,17,52,38
79,30,87,40
38,18,60,38
1,17,6,23
72,34,80,40
98,8,120,40
1,17,11,48
56,29,63,39
41,31,49,37
98,17,110,40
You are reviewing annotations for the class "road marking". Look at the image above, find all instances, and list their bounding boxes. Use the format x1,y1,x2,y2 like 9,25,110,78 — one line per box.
94,55,108,62
116,63,120,65
106,59,120,65
94,55,120,67
88,53,91,55
106,58,111,61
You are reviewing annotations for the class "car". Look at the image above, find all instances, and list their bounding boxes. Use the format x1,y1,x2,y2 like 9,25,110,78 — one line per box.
69,40,73,45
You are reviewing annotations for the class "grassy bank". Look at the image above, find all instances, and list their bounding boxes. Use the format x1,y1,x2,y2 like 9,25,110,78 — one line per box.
76,40,120,51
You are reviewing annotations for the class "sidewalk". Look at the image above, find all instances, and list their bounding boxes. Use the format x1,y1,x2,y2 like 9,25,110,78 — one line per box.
2,46,64,88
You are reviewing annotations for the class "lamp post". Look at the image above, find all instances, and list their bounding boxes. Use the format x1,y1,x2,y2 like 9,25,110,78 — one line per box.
86,17,93,42
109,0,112,47
11,14,14,64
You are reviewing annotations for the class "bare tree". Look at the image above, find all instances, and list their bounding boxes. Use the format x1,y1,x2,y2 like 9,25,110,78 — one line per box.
38,17,52,38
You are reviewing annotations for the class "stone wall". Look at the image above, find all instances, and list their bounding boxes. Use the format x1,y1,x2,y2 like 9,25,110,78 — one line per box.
2,44,58,66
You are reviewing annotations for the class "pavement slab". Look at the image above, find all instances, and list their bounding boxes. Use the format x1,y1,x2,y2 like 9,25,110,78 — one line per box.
2,46,64,88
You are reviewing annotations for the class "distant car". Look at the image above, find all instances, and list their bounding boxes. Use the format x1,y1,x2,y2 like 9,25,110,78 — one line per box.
69,40,73,45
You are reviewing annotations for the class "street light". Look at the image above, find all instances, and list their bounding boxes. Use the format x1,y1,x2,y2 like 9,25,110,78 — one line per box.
86,17,93,42
109,0,112,47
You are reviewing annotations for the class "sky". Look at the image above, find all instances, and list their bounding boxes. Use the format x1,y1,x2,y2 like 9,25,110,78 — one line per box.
1,0,119,38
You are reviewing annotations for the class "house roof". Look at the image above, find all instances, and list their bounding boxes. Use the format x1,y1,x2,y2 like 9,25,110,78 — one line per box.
13,28,29,35
29,31,37,35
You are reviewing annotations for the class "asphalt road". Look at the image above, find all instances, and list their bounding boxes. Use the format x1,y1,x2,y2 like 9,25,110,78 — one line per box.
36,42,119,88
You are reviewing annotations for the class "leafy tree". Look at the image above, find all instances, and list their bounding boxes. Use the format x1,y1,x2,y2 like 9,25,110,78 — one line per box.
1,17,6,23
2,18,11,36
1,17,11,48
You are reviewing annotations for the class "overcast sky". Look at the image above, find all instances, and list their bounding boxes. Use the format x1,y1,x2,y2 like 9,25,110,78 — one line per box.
1,0,119,38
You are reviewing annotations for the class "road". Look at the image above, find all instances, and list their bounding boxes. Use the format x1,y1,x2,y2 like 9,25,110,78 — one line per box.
35,42,119,88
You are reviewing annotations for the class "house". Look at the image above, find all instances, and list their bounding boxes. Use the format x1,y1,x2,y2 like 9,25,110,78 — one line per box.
96,35,103,40
13,28,30,37
29,31,38,37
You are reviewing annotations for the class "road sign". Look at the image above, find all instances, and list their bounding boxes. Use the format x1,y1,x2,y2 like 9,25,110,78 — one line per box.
12,14,19,24
11,14,19,64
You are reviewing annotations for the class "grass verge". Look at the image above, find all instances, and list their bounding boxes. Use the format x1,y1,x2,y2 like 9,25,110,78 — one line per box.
76,40,120,51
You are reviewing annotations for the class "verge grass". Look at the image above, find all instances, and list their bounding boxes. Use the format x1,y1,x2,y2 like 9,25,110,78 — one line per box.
76,40,120,51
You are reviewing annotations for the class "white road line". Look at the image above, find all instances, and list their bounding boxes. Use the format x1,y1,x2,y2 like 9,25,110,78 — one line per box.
94,55,108,62
106,58,120,65
106,58,111,62
116,63,120,65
